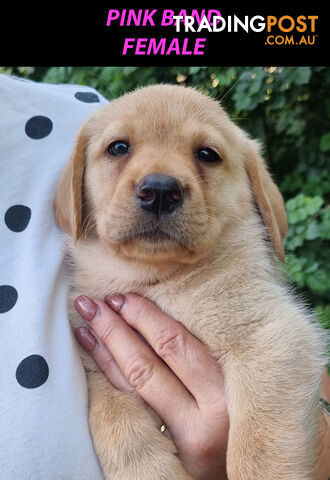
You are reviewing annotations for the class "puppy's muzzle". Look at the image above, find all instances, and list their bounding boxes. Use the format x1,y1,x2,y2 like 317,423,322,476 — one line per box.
135,174,184,217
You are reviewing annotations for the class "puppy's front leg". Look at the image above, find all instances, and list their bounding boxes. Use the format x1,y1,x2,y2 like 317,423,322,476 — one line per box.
88,371,193,480
224,350,323,480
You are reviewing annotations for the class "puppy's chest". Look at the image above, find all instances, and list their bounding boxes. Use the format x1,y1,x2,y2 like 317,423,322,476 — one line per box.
68,258,257,353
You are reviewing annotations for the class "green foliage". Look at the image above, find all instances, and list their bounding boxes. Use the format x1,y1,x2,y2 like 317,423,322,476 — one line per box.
5,66,330,335
285,194,330,294
0,66,35,77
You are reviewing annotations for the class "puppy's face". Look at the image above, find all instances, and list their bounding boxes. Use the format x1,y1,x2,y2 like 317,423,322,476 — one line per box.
55,85,287,265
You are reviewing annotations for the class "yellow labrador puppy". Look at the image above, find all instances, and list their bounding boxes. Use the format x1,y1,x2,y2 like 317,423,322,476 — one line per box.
54,84,325,480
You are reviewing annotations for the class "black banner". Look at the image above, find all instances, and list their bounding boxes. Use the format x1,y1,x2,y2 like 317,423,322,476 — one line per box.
0,5,327,66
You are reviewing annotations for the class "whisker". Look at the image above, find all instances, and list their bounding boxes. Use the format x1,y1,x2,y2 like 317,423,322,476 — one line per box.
218,71,250,103
77,200,90,213
89,71,118,100
82,209,96,233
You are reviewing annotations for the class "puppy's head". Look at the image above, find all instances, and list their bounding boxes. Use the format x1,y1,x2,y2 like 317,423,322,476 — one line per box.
54,84,287,265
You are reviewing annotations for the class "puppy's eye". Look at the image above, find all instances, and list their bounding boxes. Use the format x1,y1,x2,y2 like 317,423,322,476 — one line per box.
197,148,221,163
107,141,131,156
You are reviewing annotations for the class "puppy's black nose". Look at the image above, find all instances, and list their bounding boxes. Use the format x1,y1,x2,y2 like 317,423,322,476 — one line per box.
136,174,184,216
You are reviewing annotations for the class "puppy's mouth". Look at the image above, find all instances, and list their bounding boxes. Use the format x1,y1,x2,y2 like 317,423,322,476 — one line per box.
137,229,172,242
106,206,206,256
106,210,198,250
116,225,179,245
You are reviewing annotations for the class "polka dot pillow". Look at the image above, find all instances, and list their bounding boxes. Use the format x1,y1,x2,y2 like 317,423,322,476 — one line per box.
0,73,107,479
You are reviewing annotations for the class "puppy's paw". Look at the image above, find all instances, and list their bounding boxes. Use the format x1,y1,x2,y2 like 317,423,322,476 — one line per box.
88,384,193,480
97,432,194,480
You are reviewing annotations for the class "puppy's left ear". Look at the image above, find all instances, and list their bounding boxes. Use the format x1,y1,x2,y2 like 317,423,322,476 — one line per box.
245,142,288,262
54,126,88,243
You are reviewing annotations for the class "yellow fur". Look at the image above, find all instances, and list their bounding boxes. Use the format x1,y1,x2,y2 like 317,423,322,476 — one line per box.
54,84,326,479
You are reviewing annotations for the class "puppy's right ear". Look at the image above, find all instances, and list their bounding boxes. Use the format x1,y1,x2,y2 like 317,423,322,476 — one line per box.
54,127,88,243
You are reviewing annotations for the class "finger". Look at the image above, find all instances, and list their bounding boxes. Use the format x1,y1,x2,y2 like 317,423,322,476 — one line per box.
106,293,225,408
74,296,196,436
74,326,133,393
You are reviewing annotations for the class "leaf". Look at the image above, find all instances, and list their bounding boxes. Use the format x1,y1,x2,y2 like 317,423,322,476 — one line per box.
315,305,330,330
287,119,306,136
304,261,319,274
234,94,251,111
305,220,321,240
188,67,201,75
287,208,308,224
289,270,305,286
285,235,304,250
292,67,312,85
286,197,299,212
304,196,323,215
270,94,285,109
320,209,330,238
306,269,330,293
320,133,330,152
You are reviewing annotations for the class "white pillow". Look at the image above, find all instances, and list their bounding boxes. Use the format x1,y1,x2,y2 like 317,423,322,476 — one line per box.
0,73,107,479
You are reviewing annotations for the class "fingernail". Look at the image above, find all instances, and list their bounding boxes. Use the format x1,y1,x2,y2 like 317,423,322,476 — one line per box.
105,294,126,312
75,326,97,352
74,295,98,321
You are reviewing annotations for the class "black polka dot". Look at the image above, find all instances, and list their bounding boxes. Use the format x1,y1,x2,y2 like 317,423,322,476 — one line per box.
0,285,18,313
16,355,49,389
5,205,31,232
25,115,53,139
75,91,100,103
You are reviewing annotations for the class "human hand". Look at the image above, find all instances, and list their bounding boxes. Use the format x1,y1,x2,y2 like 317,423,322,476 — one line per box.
74,293,229,480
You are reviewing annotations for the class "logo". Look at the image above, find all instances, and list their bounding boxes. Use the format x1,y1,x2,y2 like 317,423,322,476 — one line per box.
264,15,318,46
104,10,320,56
